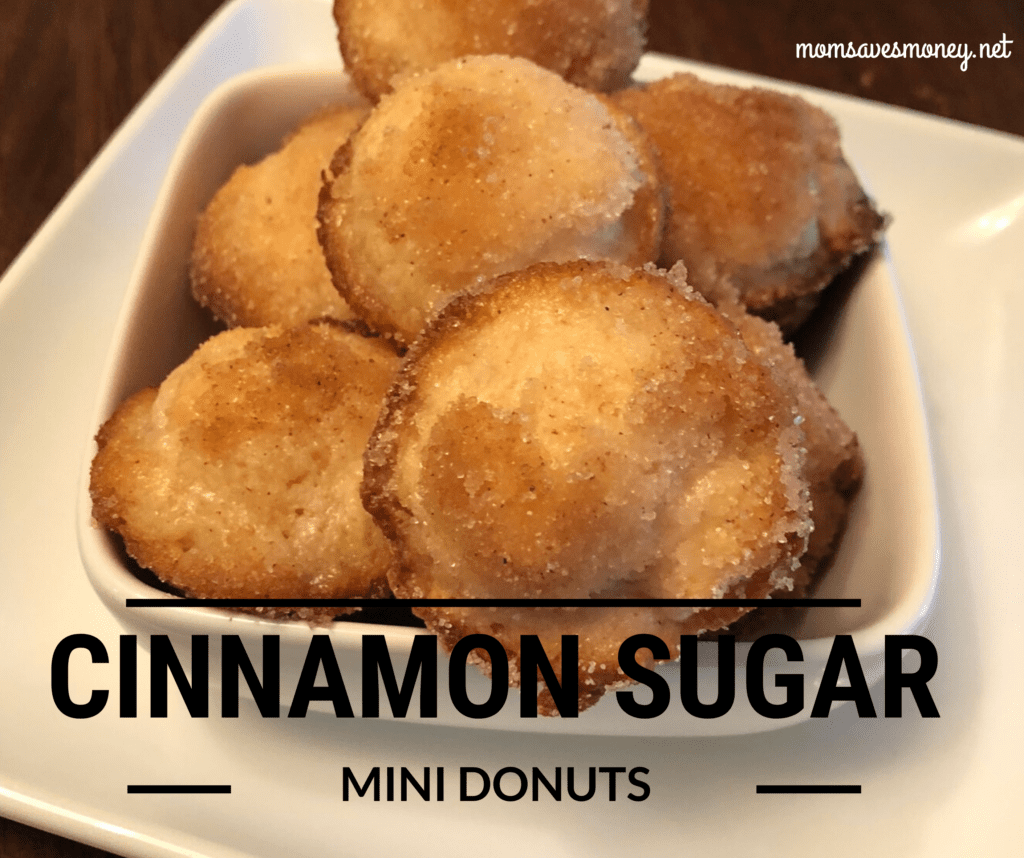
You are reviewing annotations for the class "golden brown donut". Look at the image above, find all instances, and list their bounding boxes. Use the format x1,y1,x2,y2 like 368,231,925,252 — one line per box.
694,283,864,639
90,321,400,621
332,0,649,101
318,55,665,347
613,73,885,333
190,102,370,329
362,260,812,711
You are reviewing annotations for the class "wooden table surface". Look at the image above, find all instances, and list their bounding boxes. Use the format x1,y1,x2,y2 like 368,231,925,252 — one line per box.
0,1,1020,855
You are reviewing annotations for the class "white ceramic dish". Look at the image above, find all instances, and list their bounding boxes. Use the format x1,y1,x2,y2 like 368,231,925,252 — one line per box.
76,64,940,737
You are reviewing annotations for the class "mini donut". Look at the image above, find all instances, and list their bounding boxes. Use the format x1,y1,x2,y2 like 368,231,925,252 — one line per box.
723,302,863,584
694,286,864,638
190,101,370,329
318,55,665,347
362,260,812,711
90,321,400,621
332,0,649,101
612,73,885,333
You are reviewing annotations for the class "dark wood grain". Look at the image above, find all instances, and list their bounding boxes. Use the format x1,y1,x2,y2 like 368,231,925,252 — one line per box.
0,0,224,274
646,0,1024,137
1,1,1021,855
0,816,114,858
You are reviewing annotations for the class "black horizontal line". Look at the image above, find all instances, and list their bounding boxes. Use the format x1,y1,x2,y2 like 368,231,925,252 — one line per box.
757,785,862,794
127,784,231,794
126,597,860,609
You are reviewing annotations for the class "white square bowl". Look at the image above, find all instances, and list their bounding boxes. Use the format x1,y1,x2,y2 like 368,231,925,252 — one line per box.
77,64,941,736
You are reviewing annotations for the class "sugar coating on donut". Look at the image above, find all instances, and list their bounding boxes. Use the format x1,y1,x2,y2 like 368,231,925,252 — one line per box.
613,73,884,332
318,55,664,346
333,0,648,100
362,260,812,709
191,102,370,329
90,322,400,620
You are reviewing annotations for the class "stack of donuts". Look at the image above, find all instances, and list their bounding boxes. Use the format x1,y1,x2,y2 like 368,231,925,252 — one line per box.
90,0,881,712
